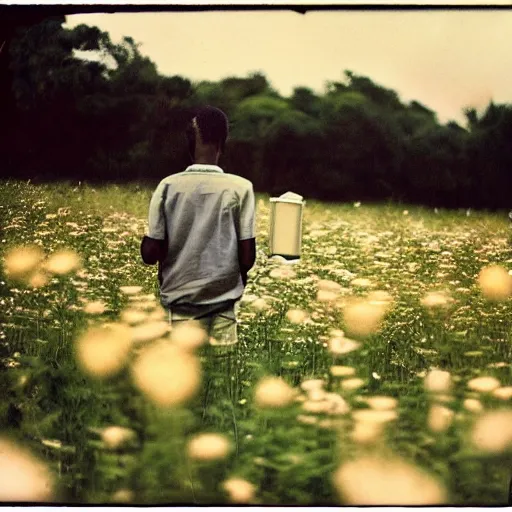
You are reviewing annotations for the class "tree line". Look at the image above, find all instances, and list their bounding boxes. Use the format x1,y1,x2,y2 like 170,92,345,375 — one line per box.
2,15,512,209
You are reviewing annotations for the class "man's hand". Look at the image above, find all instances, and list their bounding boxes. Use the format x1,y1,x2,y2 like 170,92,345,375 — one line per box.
141,236,167,265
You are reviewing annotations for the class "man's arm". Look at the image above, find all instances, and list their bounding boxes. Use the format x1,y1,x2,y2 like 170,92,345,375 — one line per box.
236,183,256,287
141,236,167,265
238,238,256,286
142,181,168,266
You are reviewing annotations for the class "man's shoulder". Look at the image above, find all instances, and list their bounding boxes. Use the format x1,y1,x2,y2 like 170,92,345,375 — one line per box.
223,172,253,191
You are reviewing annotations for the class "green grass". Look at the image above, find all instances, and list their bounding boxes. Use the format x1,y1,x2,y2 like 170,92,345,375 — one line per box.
1,179,512,505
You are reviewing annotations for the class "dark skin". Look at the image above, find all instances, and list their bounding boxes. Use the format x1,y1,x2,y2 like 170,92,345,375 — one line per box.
140,123,256,286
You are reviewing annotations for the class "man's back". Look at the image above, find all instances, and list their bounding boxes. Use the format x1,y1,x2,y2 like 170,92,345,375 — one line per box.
148,163,255,308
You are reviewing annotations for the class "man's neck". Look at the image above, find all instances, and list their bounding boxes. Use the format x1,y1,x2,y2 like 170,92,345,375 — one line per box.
194,159,219,166
194,146,219,166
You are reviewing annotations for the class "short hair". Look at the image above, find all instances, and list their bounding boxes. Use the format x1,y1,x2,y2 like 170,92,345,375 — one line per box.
186,106,229,155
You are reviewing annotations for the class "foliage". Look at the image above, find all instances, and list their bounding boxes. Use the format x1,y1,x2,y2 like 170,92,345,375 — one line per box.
1,181,512,504
2,16,512,208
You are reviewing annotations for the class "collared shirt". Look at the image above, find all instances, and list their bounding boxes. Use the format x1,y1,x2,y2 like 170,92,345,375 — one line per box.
147,164,255,309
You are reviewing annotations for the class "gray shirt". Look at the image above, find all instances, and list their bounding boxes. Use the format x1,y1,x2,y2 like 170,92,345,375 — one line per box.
147,164,255,310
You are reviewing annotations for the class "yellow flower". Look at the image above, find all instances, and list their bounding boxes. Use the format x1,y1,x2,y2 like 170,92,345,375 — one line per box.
421,291,452,309
364,396,398,411
467,376,501,393
131,321,170,344
330,366,356,377
83,300,107,315
0,438,54,501
350,278,373,288
76,323,132,379
131,341,201,407
170,321,208,351
286,308,309,324
251,298,271,311
424,369,452,393
28,271,49,288
121,309,148,325
187,433,231,461
119,285,143,295
328,336,361,355
463,398,483,413
317,289,339,302
343,298,387,337
254,376,296,408
300,379,325,392
111,489,134,503
341,378,365,391
478,264,512,300
45,249,81,275
493,387,512,400
222,478,256,503
333,455,447,505
428,405,454,433
318,279,342,292
102,426,136,450
3,245,44,280
472,410,512,453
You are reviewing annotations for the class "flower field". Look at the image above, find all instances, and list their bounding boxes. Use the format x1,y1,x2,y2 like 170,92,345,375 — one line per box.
1,179,512,505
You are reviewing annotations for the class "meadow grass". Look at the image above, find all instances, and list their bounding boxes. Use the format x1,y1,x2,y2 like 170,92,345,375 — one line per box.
1,179,512,504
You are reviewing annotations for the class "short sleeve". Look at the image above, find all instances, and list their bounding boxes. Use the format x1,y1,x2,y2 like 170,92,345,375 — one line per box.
238,184,255,240
147,181,168,240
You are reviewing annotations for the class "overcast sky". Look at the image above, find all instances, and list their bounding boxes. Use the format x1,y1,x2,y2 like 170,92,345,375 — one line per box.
64,9,512,125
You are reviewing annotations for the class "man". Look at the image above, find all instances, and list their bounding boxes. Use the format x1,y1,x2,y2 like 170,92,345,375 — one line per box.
140,105,256,349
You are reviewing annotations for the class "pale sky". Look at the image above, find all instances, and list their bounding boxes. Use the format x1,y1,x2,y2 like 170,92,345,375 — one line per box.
64,10,512,125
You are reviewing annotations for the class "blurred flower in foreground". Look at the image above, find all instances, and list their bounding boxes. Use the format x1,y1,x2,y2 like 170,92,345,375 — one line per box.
471,410,512,453
83,300,107,315
328,335,361,355
3,245,44,280
317,289,339,302
102,426,136,450
170,321,207,351
341,378,365,391
463,398,483,413
286,308,309,324
300,379,325,393
250,298,271,311
350,278,373,288
111,489,134,503
331,366,356,377
269,267,296,279
493,387,512,400
421,291,452,309
121,309,148,325
478,264,512,300
343,298,388,337
222,478,256,503
364,396,398,411
45,249,81,275
351,419,383,445
187,433,231,461
428,405,454,433
424,369,452,393
132,340,200,407
119,286,143,295
333,455,447,505
29,271,49,288
467,376,500,393
76,323,132,379
131,321,169,344
254,376,296,408
0,438,54,501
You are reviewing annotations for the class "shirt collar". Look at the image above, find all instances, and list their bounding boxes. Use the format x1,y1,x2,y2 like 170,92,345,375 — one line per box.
185,164,224,173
